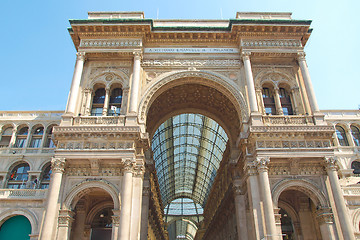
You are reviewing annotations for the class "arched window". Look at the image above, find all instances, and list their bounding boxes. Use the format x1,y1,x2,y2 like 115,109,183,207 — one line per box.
262,87,276,115
14,127,28,148
336,125,349,146
91,88,106,116
29,126,44,148
279,87,293,115
0,127,13,148
44,126,56,148
7,163,30,189
108,88,122,116
351,125,360,146
351,161,360,174
40,164,51,189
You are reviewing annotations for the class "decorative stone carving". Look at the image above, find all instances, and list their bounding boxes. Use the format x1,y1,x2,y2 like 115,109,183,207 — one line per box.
76,52,85,61
143,185,151,196
80,39,142,48
58,210,74,227
241,39,301,48
315,207,334,224
324,156,338,171
142,59,241,68
255,156,270,171
123,159,136,172
51,158,66,173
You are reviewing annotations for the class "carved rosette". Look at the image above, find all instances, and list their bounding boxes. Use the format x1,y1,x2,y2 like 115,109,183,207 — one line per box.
255,156,270,172
315,208,334,224
51,157,66,173
58,210,74,227
324,156,338,171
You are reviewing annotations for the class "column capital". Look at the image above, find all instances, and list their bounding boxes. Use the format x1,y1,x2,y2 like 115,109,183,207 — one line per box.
233,183,244,195
51,157,66,173
76,52,86,61
255,156,270,172
241,51,251,61
297,51,306,61
324,156,338,171
133,164,145,177
84,88,93,94
58,210,74,227
123,158,136,173
315,207,334,224
133,51,142,60
244,160,258,175
112,215,120,226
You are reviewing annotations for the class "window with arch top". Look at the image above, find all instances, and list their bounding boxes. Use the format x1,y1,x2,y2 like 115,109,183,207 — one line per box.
91,88,106,116
279,87,293,115
7,163,30,189
29,126,44,148
0,127,13,148
40,164,51,189
351,125,360,146
14,127,28,148
108,88,122,116
262,87,276,115
336,125,349,146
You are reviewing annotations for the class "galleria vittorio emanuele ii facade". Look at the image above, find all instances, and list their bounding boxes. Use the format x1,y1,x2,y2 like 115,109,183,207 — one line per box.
0,11,360,240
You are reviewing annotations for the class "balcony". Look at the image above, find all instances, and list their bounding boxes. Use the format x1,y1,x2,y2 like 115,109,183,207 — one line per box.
262,115,314,125
342,186,360,196
0,148,55,155
0,189,47,200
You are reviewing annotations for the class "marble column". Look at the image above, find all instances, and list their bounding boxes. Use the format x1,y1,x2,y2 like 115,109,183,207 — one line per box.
297,52,319,113
66,52,86,114
273,87,284,115
290,87,299,115
242,52,259,113
112,210,121,240
130,166,145,240
246,161,264,239
324,157,355,240
233,181,248,240
256,88,266,115
102,88,111,116
140,180,150,240
39,158,66,240
316,207,336,240
119,159,135,240
256,157,278,240
9,127,17,147
128,52,142,113
56,210,74,240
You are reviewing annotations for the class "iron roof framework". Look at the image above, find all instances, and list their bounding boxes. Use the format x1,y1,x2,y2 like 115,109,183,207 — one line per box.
151,113,228,208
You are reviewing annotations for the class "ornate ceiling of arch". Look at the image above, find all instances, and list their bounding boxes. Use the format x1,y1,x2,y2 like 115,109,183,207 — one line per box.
151,113,228,208
146,83,240,143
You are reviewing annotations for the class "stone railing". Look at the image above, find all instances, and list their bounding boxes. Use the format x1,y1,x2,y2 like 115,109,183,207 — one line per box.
0,111,63,119
0,189,47,199
262,115,314,125
73,116,125,126
342,186,360,196
0,148,55,155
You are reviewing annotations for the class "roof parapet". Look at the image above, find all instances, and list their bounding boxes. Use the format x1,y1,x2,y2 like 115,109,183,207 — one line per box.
236,12,292,20
88,11,145,19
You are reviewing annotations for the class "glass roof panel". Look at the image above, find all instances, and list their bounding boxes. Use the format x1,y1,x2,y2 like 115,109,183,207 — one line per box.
151,113,228,208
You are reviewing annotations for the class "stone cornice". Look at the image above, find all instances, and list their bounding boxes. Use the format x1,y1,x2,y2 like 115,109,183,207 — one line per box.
250,125,334,133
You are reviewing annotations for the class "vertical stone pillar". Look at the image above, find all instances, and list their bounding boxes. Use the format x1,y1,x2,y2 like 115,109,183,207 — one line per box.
245,161,264,239
72,203,86,240
121,88,130,115
255,157,278,240
273,208,282,238
119,159,135,240
140,180,150,240
130,165,145,240
9,127,17,147
128,52,142,113
242,52,259,113
324,157,355,240
83,88,93,116
56,210,74,240
256,88,266,115
25,127,32,148
290,87,299,115
273,87,284,115
233,180,248,240
316,207,336,240
102,88,111,116
39,157,66,240
66,52,86,115
297,52,319,113
344,125,355,147
112,210,121,240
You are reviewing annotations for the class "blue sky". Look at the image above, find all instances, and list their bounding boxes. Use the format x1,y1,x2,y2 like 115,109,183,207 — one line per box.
1,0,359,111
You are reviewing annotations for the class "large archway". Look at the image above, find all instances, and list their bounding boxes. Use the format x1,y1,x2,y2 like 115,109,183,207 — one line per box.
144,73,245,239
0,215,32,240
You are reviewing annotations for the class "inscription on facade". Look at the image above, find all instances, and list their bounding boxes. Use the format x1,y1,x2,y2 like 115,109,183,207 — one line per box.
144,48,239,53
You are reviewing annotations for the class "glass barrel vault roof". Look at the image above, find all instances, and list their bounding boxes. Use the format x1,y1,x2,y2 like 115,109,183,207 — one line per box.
151,113,228,208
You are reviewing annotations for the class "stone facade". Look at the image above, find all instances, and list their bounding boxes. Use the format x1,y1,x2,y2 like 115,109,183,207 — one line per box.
0,11,360,240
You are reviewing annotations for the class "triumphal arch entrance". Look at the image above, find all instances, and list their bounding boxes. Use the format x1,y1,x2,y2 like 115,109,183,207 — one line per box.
37,11,356,240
